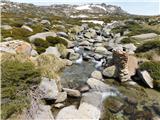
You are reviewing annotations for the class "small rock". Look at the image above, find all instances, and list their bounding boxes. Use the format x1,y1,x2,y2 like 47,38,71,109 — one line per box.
94,53,103,60
102,66,116,78
64,59,73,66
40,20,51,25
69,52,80,60
63,88,81,97
55,92,67,103
21,25,33,32
57,32,68,38
54,103,65,108
77,85,90,92
79,41,91,46
91,70,103,80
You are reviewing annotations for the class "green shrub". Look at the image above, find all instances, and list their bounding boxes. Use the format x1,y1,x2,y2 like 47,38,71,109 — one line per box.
139,61,160,80
136,39,160,53
46,36,68,47
1,58,41,119
33,38,50,54
1,27,32,40
121,37,133,44
37,54,66,79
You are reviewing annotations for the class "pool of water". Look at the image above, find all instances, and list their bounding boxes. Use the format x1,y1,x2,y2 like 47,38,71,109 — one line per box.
60,61,95,89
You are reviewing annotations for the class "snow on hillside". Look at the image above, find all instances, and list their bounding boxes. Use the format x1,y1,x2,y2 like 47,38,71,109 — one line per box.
70,14,88,18
82,20,104,25
75,5,91,10
91,5,106,11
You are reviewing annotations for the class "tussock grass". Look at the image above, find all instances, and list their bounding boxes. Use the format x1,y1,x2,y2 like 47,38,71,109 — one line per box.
36,54,66,79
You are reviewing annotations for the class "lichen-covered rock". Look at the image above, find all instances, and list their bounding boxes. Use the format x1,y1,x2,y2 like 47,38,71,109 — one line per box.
0,40,32,55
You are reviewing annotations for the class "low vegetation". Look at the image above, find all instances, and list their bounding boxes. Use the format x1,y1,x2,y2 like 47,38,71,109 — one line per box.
139,61,160,91
136,39,160,53
1,27,32,41
36,54,66,79
33,36,68,54
139,61,160,81
1,53,41,120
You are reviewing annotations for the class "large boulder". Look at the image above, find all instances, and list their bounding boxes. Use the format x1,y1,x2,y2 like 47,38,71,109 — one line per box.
102,66,116,78
131,33,158,40
87,78,112,92
91,70,103,80
56,105,86,120
39,77,59,100
63,88,81,97
29,32,56,42
33,104,54,120
137,70,153,88
56,92,102,120
0,40,32,55
44,47,61,57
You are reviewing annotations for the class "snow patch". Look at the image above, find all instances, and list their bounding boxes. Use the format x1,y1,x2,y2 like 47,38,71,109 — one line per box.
91,5,106,11
82,20,104,25
70,14,88,18
75,5,91,10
